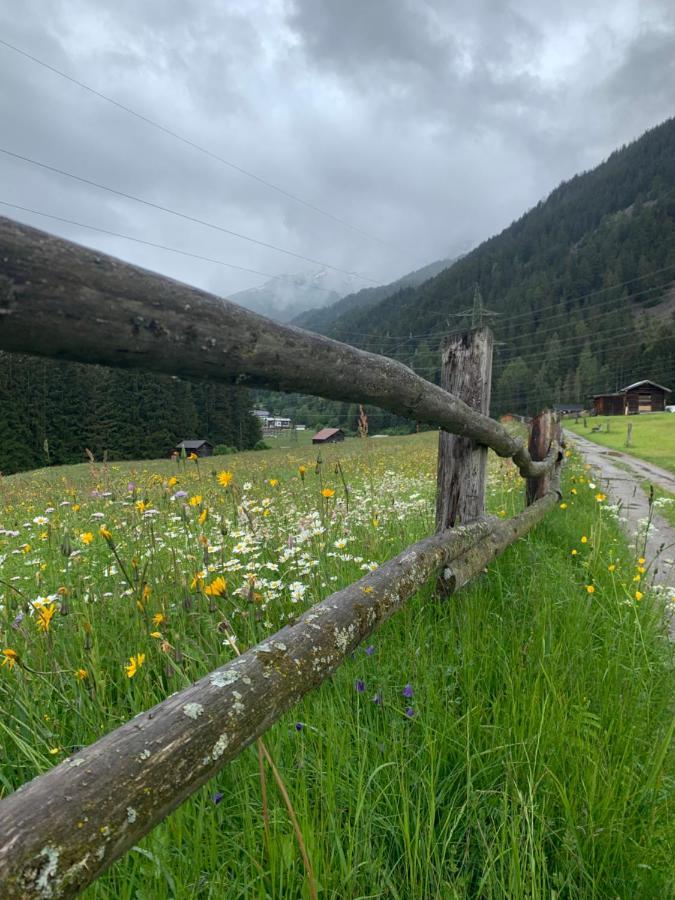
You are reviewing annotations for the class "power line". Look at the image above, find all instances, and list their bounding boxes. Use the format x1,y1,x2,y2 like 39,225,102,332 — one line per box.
0,37,400,253
329,261,675,342
0,199,345,297
0,146,380,284
339,277,674,350
406,331,675,373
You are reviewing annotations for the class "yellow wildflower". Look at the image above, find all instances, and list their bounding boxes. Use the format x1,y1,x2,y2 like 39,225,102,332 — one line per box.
559,503,567,510
570,488,577,495
608,564,616,572
80,532,94,545
142,584,152,602
298,465,307,478
571,549,578,556
150,631,163,639
48,747,61,755
269,478,279,487
638,557,646,565
1,649,18,670
189,495,203,507
217,471,233,488
321,488,335,498
637,565,646,575
635,591,644,601
99,525,113,541
152,612,166,626
21,543,31,554
204,576,227,597
586,585,595,594
125,653,146,678
75,668,88,681
595,493,606,502
187,452,198,460
135,500,149,513
191,572,205,590
167,476,178,487
580,536,588,544
72,503,81,512
198,508,208,525
36,603,57,632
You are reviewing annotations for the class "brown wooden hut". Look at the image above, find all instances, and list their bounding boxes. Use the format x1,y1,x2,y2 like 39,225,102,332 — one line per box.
592,380,671,415
174,439,214,457
312,427,345,444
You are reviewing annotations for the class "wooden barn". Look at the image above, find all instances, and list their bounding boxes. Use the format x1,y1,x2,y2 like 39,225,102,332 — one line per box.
174,439,214,457
312,427,345,444
592,380,671,416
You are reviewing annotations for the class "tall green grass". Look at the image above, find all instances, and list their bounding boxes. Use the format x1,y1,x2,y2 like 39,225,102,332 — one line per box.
566,412,675,474
0,436,672,898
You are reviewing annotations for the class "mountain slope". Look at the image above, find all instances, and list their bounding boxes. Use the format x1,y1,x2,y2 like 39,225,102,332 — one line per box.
324,117,675,415
229,270,359,323
292,256,458,332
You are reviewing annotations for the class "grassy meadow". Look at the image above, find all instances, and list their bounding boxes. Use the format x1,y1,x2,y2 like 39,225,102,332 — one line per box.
1,432,673,898
566,411,675,473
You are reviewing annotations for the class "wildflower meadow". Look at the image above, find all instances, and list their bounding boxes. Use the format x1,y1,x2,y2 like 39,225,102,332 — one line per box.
1,433,673,898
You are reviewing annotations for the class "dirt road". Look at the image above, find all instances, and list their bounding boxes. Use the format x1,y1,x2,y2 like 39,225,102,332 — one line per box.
565,431,675,637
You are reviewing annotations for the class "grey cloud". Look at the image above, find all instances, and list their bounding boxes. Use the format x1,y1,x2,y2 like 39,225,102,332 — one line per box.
0,0,674,315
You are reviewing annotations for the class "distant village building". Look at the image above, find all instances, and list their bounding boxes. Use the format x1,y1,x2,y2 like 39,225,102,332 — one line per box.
592,380,671,416
174,440,214,457
252,408,293,435
312,427,345,444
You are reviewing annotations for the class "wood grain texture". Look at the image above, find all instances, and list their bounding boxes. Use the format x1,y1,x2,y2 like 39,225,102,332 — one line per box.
526,411,562,504
0,216,556,478
436,328,493,530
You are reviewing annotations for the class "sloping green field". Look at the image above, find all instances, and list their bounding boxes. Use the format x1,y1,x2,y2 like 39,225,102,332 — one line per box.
566,412,675,473
1,434,673,898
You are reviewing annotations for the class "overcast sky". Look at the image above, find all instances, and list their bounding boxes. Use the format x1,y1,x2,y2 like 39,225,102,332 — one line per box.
1,0,674,303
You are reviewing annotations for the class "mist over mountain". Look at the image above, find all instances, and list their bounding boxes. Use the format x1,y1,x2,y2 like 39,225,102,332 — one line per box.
228,269,359,323
256,118,675,432
292,255,460,332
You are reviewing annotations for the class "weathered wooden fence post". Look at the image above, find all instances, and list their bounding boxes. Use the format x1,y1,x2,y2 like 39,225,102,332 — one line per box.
525,410,560,504
435,327,493,530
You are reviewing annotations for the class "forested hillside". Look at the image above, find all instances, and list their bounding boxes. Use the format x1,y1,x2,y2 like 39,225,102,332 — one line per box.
292,255,456,332
261,118,675,432
0,354,261,474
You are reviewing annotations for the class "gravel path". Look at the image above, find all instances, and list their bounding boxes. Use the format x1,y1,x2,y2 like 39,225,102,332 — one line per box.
565,431,675,637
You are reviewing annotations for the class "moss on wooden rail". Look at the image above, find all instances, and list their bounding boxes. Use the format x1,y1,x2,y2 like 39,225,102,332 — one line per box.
0,215,557,480
0,490,560,899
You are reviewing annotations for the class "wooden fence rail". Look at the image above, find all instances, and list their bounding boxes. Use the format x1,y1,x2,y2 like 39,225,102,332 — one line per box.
0,216,557,479
0,215,564,897
0,491,560,898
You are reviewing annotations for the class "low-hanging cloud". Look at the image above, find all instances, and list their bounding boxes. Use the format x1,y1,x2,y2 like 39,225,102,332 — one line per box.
1,0,673,309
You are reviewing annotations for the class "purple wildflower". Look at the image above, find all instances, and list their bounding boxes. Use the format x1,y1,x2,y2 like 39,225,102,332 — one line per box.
295,722,304,731
405,707,415,718
402,683,413,699
174,490,188,499
127,482,136,492
355,679,366,693
365,645,375,656
213,791,224,804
